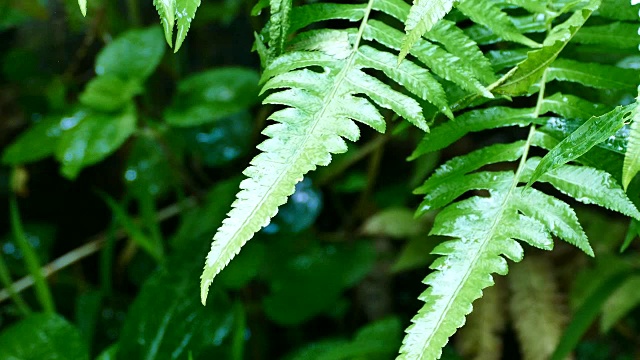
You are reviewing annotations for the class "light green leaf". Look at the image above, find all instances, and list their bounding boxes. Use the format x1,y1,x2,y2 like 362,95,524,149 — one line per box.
0,313,89,360
164,67,260,127
55,106,137,179
540,93,610,120
601,275,640,332
411,107,537,158
154,0,175,46
528,104,631,185
497,0,600,95
524,158,640,219
623,98,640,189
456,0,540,48
400,0,455,61
174,0,201,52
95,27,165,80
78,0,87,16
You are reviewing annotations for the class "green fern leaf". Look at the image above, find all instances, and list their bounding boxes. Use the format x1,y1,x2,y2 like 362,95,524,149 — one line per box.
154,0,175,46
528,104,633,185
153,0,200,51
465,15,546,46
622,97,640,189
456,281,506,360
524,158,640,219
201,1,441,304
497,0,601,95
78,0,87,16
456,0,540,48
540,93,610,120
174,0,200,52
509,256,566,360
503,0,549,14
573,22,640,49
268,0,293,57
410,107,538,158
545,59,640,91
400,0,455,62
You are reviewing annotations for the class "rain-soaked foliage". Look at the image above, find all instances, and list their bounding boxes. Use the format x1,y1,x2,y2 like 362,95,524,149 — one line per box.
1,0,640,359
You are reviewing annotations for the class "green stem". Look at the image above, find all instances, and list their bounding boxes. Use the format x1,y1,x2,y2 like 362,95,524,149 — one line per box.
0,251,31,315
10,196,55,313
139,193,164,259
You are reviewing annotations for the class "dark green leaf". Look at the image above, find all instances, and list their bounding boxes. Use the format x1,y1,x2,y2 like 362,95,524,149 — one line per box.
79,76,143,112
164,67,260,127
0,313,89,360
55,106,137,179
95,27,165,80
2,116,64,165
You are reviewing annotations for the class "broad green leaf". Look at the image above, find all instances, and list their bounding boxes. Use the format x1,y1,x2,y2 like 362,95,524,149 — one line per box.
95,27,165,80
573,22,640,49
55,106,137,179
456,0,540,48
174,0,201,52
2,115,63,165
546,59,640,91
79,75,143,112
400,0,455,61
164,67,260,127
528,104,631,185
78,0,86,16
287,317,402,360
0,313,89,360
154,0,175,46
118,253,236,359
623,98,640,189
497,0,600,95
524,158,640,219
410,107,537,158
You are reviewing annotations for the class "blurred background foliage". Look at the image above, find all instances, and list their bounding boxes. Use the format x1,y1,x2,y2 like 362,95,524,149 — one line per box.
0,0,640,359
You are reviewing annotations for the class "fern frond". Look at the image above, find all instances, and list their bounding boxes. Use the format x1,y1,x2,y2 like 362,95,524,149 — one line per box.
508,255,566,360
403,120,640,358
497,0,601,95
400,0,455,61
153,0,200,51
202,0,486,303
456,280,506,360
623,96,640,189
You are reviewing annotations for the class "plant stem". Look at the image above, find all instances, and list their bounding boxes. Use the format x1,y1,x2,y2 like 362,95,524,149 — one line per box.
0,251,30,315
10,196,55,313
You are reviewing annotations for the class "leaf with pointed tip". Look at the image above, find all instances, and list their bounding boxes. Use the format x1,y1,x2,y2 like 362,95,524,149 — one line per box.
456,0,540,48
78,0,87,16
400,0,455,61
623,98,640,189
154,0,175,46
174,0,200,52
524,158,640,219
496,0,600,95
411,107,538,158
528,104,632,185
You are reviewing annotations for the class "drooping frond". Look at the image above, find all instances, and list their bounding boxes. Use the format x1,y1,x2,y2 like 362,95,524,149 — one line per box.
456,279,506,360
401,120,640,358
508,256,566,360
200,0,503,303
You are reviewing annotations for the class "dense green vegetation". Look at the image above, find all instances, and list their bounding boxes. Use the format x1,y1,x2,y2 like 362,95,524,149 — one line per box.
1,0,640,359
